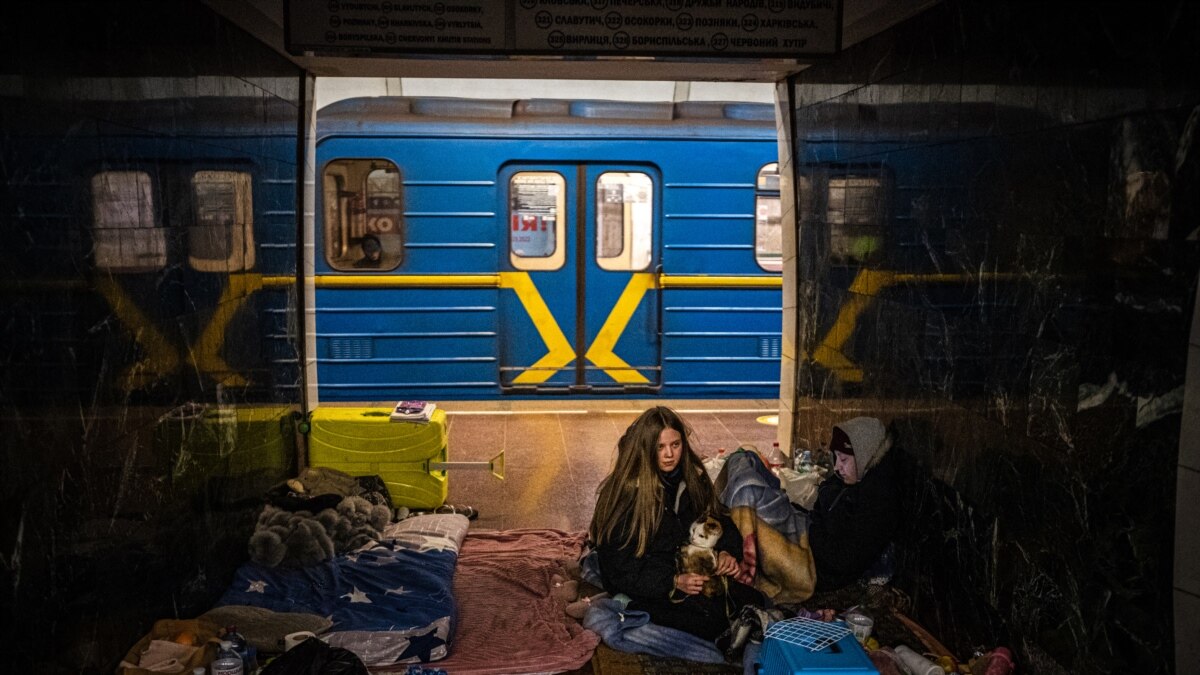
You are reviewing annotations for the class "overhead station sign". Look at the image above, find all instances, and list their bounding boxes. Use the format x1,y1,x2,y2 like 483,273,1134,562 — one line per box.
286,0,842,59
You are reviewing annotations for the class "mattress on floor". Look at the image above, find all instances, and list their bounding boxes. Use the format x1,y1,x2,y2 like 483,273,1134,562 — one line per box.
217,514,468,667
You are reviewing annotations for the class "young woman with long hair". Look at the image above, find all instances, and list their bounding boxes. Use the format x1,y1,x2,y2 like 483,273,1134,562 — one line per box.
589,406,763,641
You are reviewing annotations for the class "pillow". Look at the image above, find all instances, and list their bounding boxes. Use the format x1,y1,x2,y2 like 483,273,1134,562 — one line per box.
383,513,469,555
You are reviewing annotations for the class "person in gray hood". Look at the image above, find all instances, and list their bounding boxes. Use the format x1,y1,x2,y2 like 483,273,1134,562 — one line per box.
807,416,901,592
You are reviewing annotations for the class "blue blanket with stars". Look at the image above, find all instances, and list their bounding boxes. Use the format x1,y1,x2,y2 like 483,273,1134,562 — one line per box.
218,514,469,666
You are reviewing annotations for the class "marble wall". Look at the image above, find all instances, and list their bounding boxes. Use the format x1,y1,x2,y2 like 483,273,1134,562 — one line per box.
786,2,1199,672
0,3,305,672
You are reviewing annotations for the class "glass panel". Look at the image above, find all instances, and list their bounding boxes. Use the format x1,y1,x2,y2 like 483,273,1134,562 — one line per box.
90,171,165,272
757,162,780,190
755,163,782,272
595,172,653,272
828,177,881,225
509,172,565,271
829,176,884,264
190,171,254,272
323,160,403,271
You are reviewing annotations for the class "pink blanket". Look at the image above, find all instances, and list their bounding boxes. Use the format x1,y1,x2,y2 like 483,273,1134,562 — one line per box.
379,528,599,674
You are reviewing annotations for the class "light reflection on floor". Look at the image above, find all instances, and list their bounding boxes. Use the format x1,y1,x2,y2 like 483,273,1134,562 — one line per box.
442,399,781,532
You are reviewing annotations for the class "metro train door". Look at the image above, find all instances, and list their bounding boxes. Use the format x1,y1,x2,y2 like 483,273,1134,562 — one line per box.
500,164,661,393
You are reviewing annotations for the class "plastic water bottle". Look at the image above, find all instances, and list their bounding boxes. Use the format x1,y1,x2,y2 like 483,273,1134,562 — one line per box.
223,625,257,672
767,442,786,471
796,449,814,473
223,625,246,652
211,640,243,675
894,645,942,675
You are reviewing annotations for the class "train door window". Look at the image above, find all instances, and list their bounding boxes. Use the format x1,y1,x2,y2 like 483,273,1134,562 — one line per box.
755,163,782,272
595,171,653,271
828,176,884,265
509,172,565,270
189,171,255,272
323,159,403,271
90,170,165,272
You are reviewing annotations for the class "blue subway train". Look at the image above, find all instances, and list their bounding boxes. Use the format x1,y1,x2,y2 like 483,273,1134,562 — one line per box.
312,97,783,401
5,94,1042,406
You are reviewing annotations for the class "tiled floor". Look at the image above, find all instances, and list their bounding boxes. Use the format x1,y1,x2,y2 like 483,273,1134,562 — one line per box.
440,399,782,532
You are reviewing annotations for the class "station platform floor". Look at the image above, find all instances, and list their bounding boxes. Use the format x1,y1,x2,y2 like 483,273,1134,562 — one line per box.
438,399,782,532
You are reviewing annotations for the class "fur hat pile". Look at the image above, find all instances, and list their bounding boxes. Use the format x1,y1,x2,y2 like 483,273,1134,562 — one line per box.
249,496,392,568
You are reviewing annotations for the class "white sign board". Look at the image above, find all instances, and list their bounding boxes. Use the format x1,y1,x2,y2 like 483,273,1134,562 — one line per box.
288,1,508,53
287,0,841,58
512,1,840,57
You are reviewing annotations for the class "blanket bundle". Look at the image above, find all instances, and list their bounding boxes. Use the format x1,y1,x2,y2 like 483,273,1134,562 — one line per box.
719,450,816,603
250,467,394,568
427,529,600,675
249,497,392,568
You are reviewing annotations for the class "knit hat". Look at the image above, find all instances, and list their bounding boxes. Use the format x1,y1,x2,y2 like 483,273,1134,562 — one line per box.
829,427,853,457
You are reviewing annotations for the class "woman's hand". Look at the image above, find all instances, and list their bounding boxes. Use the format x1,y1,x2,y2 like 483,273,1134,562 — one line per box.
674,572,709,595
715,551,740,576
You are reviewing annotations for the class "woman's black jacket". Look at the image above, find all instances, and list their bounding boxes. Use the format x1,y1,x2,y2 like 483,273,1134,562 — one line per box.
808,447,901,592
595,479,746,640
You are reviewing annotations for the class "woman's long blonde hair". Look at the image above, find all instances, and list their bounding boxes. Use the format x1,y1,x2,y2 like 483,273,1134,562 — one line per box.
588,406,719,557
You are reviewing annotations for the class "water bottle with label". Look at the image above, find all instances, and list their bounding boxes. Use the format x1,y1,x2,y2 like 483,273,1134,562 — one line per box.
767,442,786,472
211,640,243,675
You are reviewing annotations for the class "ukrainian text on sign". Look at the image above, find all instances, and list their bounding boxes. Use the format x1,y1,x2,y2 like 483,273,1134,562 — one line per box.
287,0,841,58
513,0,838,56
288,0,507,52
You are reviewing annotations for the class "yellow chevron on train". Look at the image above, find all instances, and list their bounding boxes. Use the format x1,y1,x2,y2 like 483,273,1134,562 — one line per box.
57,267,1020,392
812,268,1021,382
93,272,293,391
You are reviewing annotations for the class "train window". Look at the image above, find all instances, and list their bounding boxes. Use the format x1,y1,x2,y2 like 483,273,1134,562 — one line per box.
595,172,653,271
755,163,782,272
828,176,884,264
189,171,255,272
509,172,565,270
323,159,403,271
90,171,165,272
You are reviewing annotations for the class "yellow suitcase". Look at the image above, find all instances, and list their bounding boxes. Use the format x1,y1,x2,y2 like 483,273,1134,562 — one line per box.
307,407,448,510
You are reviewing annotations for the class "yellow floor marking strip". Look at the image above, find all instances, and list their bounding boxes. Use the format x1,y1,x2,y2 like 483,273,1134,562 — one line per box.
447,410,590,415
94,276,180,391
814,269,1021,382
499,272,574,384
585,273,656,384
607,408,775,414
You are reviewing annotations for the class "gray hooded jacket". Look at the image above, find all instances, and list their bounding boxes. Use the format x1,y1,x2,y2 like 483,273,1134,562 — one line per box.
808,416,900,592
